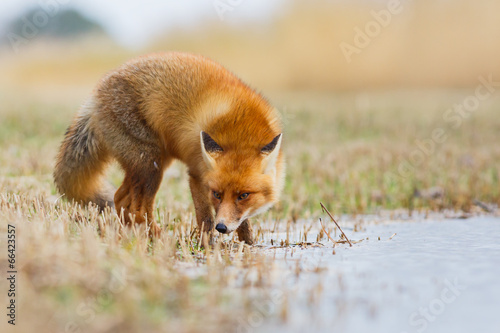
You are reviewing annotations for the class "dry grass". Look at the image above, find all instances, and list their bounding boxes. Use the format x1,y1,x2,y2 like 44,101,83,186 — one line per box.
271,90,500,216
0,193,277,333
2,88,498,219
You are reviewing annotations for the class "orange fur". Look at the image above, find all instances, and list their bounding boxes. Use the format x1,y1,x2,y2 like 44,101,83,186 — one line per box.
54,52,285,243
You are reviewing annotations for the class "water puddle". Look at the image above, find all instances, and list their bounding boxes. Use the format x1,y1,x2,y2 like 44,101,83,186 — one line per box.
252,217,500,333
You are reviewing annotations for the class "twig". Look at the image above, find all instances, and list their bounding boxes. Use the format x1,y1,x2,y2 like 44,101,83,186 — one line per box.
320,202,352,247
319,218,338,246
473,199,495,213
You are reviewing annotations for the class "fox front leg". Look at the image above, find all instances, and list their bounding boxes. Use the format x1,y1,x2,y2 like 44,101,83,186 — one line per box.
236,219,254,245
189,175,214,243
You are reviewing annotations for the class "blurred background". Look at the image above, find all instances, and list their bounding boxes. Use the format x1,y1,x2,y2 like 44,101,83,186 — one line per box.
2,0,500,93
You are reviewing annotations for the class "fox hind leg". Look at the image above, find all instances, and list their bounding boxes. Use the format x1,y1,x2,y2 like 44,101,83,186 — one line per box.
113,147,170,237
114,167,163,236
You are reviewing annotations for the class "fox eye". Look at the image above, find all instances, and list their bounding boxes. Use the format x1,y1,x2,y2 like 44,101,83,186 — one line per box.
213,191,222,200
238,193,250,201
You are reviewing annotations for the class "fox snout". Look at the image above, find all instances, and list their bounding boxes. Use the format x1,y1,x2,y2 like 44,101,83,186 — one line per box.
214,218,240,234
214,217,234,234
215,223,228,234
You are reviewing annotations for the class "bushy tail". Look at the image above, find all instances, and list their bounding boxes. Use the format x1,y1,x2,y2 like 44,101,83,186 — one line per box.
54,100,115,209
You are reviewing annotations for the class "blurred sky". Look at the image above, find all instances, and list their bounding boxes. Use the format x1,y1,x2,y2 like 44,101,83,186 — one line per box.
0,0,285,48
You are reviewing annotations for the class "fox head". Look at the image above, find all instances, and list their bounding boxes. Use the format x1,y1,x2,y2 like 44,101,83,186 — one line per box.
200,131,284,235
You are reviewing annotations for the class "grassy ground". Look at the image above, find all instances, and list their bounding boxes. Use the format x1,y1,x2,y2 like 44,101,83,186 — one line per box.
1,84,499,332
1,88,498,217
1,43,500,332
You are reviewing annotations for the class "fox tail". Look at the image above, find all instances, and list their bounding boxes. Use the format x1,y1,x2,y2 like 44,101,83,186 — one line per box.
53,98,114,209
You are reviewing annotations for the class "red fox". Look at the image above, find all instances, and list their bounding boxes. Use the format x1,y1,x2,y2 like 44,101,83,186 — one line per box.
54,52,285,244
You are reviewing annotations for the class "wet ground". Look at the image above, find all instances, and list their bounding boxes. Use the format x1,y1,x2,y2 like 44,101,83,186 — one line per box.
253,216,500,333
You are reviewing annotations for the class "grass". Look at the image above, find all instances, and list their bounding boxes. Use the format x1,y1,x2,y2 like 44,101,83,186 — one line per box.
2,89,498,218
1,84,498,332
0,194,257,332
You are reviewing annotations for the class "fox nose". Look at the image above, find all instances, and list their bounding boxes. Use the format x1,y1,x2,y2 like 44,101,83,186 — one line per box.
215,223,227,234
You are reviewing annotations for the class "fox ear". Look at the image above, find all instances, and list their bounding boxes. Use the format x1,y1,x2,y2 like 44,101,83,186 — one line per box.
261,133,282,175
200,131,223,169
